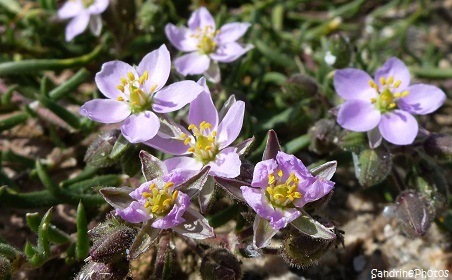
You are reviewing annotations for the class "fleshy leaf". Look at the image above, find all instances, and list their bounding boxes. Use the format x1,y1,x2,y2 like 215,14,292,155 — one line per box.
290,210,336,240
172,208,215,239
99,186,135,210
128,220,161,260
139,150,166,181
214,177,249,202
198,176,216,214
253,215,278,249
262,130,282,161
395,190,433,238
177,166,211,198
309,161,337,180
235,137,255,156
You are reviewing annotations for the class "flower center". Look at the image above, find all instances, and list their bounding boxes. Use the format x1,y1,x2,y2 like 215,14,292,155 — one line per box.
368,76,410,114
115,71,157,114
181,121,219,165
191,26,220,55
142,182,179,216
81,0,95,8
265,170,302,208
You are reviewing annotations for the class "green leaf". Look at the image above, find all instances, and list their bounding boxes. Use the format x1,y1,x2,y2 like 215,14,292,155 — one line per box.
352,147,392,187
37,95,81,129
37,208,53,259
76,202,89,260
26,213,71,244
0,113,28,132
109,133,131,160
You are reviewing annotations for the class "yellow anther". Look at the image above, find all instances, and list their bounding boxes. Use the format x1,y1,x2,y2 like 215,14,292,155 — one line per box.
162,198,172,206
152,205,159,212
294,192,302,198
389,103,396,108
288,185,297,193
393,93,401,98
370,98,377,103
266,187,274,195
394,80,401,88
148,183,156,190
212,131,217,137
116,96,125,101
205,146,213,151
180,133,186,139
184,138,192,145
120,78,127,86
150,84,158,93
188,124,196,130
127,72,135,81
164,182,174,189
388,76,394,84
116,85,125,93
207,136,215,142
274,194,284,200
368,80,378,89
401,91,409,97
172,190,179,200
277,170,283,177
142,70,149,81
268,174,275,185
142,192,152,198
380,77,386,85
138,76,146,85
144,201,151,208
187,147,195,153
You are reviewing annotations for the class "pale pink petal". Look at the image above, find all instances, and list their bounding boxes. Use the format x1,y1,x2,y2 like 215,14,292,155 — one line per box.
58,1,83,19
164,157,202,172
333,68,377,101
188,78,219,128
174,52,211,76
207,147,241,178
216,101,245,149
375,57,410,90
379,110,418,145
216,22,251,44
165,24,198,52
209,42,252,63
88,14,102,36
121,111,159,143
152,192,190,229
188,7,215,30
153,80,202,113
138,45,171,93
87,0,109,14
116,201,150,223
65,12,90,41
79,99,130,123
398,84,446,115
337,100,381,132
95,61,136,99
251,159,278,189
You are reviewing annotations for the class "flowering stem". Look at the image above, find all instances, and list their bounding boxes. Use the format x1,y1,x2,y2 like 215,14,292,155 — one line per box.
153,232,172,280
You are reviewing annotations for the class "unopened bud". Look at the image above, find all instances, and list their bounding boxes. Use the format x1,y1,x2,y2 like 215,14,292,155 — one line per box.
325,33,352,68
352,146,392,187
308,119,340,154
283,74,319,99
0,256,11,280
423,133,452,162
395,190,433,238
90,226,136,264
200,248,242,280
75,259,129,280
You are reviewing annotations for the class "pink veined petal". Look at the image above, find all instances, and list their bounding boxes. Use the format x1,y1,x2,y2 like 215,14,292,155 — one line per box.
269,208,301,231
188,78,219,128
337,100,381,132
121,111,160,143
398,84,446,115
153,80,203,113
79,99,130,123
251,159,278,189
88,14,102,36
296,178,334,208
209,42,253,63
375,57,411,90
65,12,90,41
240,186,276,223
165,24,198,52
144,134,190,155
164,157,202,173
275,152,310,178
378,110,418,145
333,68,377,101
216,101,245,149
58,0,83,19
116,201,150,223
87,0,109,14
207,147,241,178
174,52,211,76
95,61,136,99
138,45,171,93
152,192,190,229
216,22,251,44
129,181,156,201
188,7,216,31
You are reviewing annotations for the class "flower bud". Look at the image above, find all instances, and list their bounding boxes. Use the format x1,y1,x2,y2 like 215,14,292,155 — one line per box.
352,146,392,187
284,74,319,98
308,119,340,154
423,133,452,163
325,33,352,68
200,248,242,280
90,226,136,264
74,259,129,280
0,256,11,280
395,190,433,238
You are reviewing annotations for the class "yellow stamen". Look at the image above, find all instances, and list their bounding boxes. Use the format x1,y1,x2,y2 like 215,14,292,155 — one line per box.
149,84,158,93
187,147,195,153
394,80,401,88
184,138,192,145
162,198,172,206
188,124,196,130
181,133,186,139
393,93,401,98
152,205,159,212
116,85,125,93
116,96,125,101
142,71,149,81
370,98,377,103
268,174,275,185
144,201,151,208
148,183,156,190
127,72,135,81
380,77,386,85
277,170,283,177
401,91,409,97
369,80,378,89
164,182,174,189
172,190,179,200
388,76,394,84
120,78,127,86
389,103,396,108
142,192,152,198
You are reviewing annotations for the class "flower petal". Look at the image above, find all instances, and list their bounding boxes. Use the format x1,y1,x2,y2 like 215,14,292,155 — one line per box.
95,61,135,99
79,99,130,123
65,12,90,41
152,192,190,229
138,45,171,93
252,159,278,188
375,57,410,90
378,110,418,145
398,84,446,115
188,7,215,30
333,68,377,100
216,22,251,44
58,1,83,19
153,80,203,113
337,100,381,132
216,101,245,149
209,42,253,63
116,201,149,223
88,14,102,36
164,157,202,173
87,0,109,14
144,134,190,155
188,78,219,128
165,24,198,52
207,147,241,178
275,152,310,178
296,178,334,208
121,111,159,143
174,52,211,76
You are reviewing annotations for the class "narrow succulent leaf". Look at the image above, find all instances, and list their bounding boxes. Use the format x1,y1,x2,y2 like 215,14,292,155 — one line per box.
37,94,81,129
59,166,99,188
37,208,53,258
84,130,121,168
139,150,166,181
24,241,38,260
26,213,71,244
198,176,216,214
253,215,278,249
284,134,310,154
0,243,22,261
177,166,210,198
214,177,249,202
49,68,90,101
309,161,337,180
290,210,336,240
109,133,131,160
99,186,134,210
218,95,237,122
235,137,255,156
66,174,123,193
0,112,28,132
128,220,160,260
173,208,215,239
76,202,89,260
262,130,282,161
